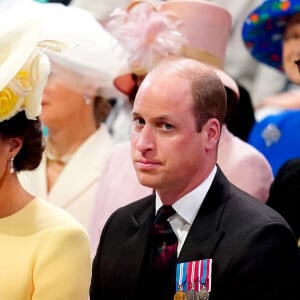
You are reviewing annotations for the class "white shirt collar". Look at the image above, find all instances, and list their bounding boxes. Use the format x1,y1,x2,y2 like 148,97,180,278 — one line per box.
155,165,217,224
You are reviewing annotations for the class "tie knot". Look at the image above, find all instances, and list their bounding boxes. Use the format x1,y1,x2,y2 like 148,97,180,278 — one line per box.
154,205,176,224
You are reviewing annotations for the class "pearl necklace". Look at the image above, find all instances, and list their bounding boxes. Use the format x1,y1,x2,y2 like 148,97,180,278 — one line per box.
45,149,73,164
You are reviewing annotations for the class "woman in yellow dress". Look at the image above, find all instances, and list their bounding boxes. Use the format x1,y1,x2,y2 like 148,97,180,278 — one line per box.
0,14,91,300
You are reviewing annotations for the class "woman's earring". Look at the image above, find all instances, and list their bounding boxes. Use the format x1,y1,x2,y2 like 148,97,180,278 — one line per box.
83,95,91,105
10,157,14,174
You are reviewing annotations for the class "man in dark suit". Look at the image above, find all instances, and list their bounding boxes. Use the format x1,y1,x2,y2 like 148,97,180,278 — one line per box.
90,58,300,300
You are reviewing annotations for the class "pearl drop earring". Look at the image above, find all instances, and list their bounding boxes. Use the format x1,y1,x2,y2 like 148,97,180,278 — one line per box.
10,157,14,174
83,95,91,105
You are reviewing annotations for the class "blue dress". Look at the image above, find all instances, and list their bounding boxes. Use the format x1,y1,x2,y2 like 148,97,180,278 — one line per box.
248,110,300,176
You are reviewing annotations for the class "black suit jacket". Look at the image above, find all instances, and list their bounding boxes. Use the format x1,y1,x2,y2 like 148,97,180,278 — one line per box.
267,158,300,238
90,167,300,300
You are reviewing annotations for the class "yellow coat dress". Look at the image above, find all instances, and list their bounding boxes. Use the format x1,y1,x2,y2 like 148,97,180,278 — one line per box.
0,197,91,300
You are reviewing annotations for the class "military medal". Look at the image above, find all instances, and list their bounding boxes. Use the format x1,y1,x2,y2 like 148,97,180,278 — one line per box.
175,259,212,300
198,285,209,300
186,284,197,300
186,261,198,300
198,259,212,300
174,285,186,300
174,263,187,299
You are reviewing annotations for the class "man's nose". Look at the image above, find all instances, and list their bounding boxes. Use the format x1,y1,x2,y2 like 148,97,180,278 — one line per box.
135,125,155,153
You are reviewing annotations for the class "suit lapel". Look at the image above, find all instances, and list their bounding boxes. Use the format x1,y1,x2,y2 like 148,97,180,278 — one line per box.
179,167,228,262
118,195,155,295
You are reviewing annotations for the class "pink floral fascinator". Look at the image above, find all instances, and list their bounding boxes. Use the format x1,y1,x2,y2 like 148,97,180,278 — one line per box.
105,0,239,100
105,0,187,96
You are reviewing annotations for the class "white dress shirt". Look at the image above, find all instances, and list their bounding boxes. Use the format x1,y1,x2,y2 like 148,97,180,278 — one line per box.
155,165,217,256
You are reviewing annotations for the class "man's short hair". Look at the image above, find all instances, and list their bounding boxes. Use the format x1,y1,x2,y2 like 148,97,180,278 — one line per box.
190,70,227,132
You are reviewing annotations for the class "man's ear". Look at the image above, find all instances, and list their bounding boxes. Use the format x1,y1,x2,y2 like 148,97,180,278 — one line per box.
7,137,23,158
204,118,221,151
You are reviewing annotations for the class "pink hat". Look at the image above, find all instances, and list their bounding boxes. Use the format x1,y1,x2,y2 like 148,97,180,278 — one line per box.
109,0,239,100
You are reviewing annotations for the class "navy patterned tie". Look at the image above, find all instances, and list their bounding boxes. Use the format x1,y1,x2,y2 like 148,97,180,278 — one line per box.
149,205,178,272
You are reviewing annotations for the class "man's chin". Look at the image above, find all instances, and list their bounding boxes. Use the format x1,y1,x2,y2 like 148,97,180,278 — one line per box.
136,174,157,189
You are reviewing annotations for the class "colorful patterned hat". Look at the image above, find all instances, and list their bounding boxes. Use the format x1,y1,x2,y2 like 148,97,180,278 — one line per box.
242,0,300,71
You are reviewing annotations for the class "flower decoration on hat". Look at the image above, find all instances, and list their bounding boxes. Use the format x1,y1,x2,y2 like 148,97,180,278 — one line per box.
105,1,186,75
0,17,68,122
0,48,50,122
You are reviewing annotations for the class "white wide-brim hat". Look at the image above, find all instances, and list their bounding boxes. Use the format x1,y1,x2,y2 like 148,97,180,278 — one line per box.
27,1,128,99
0,18,41,91
0,13,51,121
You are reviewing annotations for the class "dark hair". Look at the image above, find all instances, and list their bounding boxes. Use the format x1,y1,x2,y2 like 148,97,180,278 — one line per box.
191,71,227,132
0,111,45,171
93,94,112,125
223,87,236,124
225,84,255,141
128,74,146,105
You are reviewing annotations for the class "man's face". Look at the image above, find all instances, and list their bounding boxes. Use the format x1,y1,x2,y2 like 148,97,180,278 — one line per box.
130,70,211,199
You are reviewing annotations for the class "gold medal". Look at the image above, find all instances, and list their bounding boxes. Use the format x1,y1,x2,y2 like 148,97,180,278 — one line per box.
174,289,186,300
198,286,209,300
174,285,186,300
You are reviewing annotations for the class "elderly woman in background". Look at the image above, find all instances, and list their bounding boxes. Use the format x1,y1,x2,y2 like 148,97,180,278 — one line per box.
0,14,91,299
18,0,126,229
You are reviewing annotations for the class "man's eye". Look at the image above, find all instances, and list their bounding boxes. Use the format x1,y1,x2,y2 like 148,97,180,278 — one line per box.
162,123,173,130
134,118,145,126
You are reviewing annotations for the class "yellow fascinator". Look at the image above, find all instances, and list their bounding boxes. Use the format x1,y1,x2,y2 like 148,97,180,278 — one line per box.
0,17,58,122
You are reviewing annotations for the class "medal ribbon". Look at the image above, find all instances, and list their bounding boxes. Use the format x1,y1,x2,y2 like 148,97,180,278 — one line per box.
198,259,212,292
187,260,200,291
176,262,187,292
176,259,212,293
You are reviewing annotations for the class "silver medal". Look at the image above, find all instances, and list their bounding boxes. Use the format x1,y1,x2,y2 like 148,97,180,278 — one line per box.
186,285,198,300
198,286,209,300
